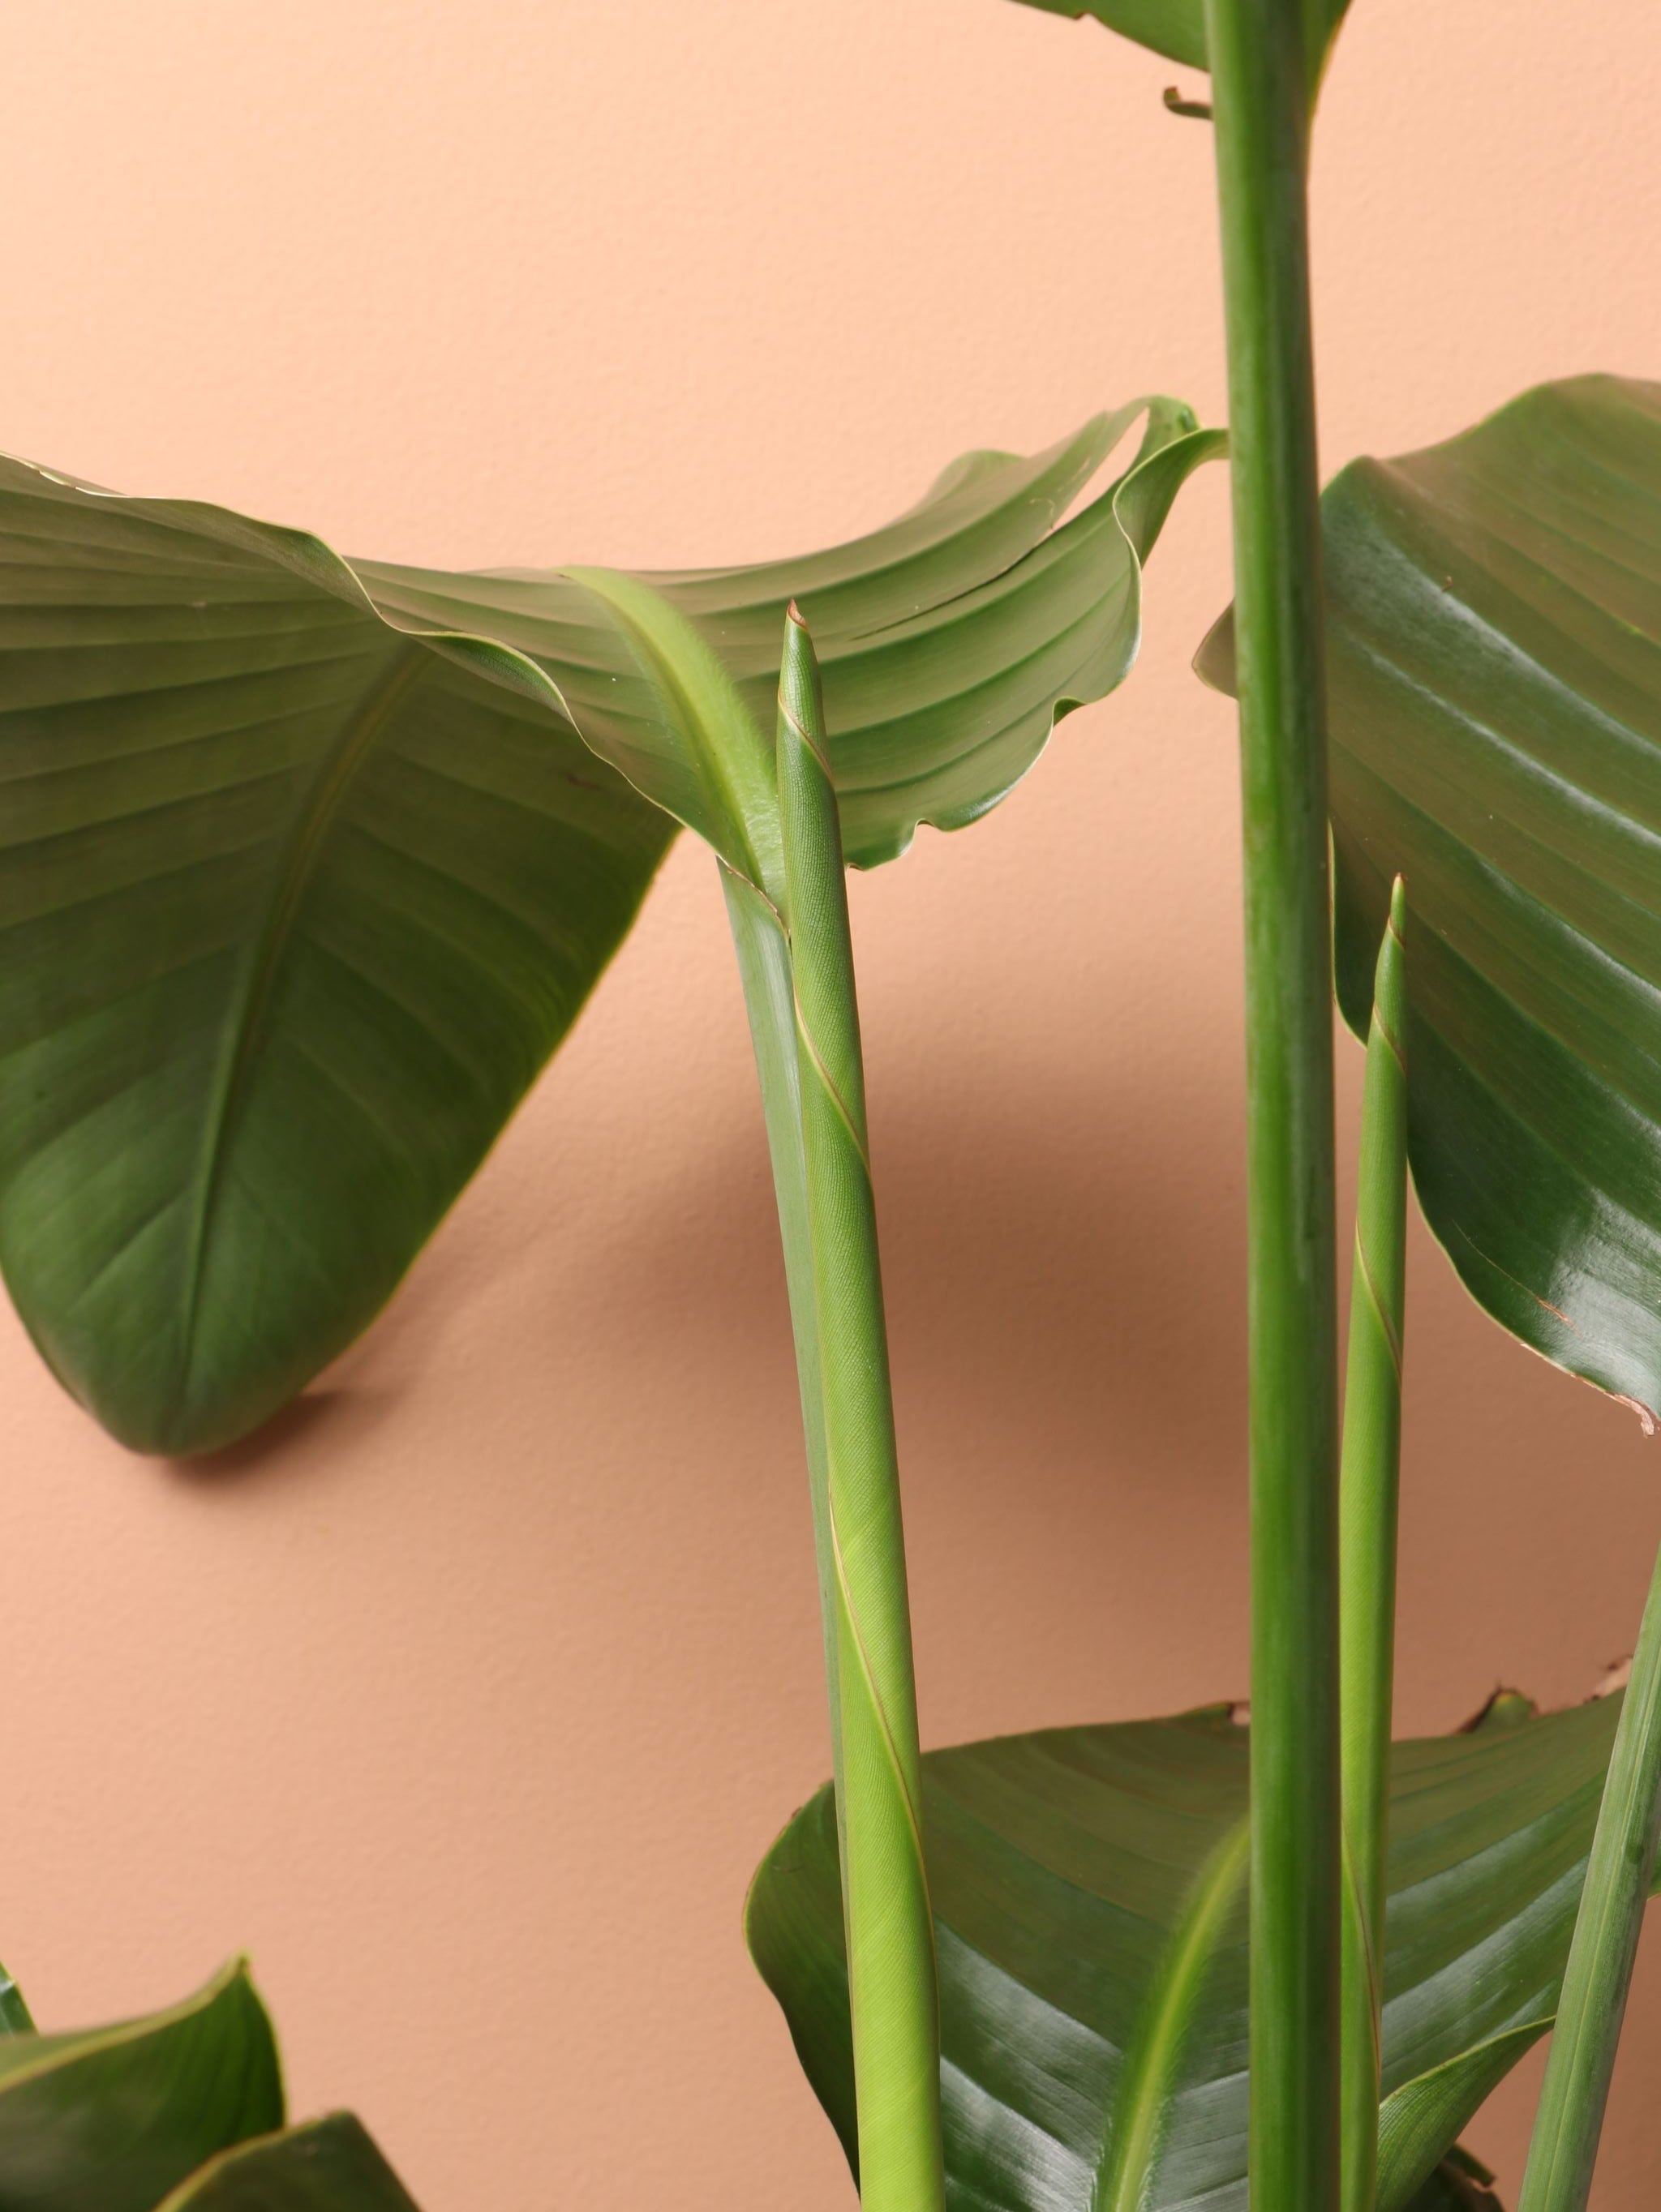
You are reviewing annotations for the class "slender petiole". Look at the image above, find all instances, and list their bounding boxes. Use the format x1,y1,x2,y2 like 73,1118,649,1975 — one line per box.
1517,1531,1661,2212
1337,880,1409,2212
1203,5,1343,2210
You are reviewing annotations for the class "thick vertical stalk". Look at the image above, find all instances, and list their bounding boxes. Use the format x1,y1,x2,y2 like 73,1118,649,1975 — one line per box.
1517,1534,1661,2212
1337,883,1408,2212
766,602,944,2212
1202,7,1341,2210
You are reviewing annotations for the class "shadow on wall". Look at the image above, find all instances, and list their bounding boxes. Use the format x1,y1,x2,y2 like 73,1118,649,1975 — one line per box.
161,1018,1660,1745
586,1055,1252,1517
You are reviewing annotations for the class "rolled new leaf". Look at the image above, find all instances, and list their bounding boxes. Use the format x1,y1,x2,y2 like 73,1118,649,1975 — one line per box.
1517,1538,1661,2212
721,866,843,1777
1195,376,1661,1434
1340,879,1409,2212
775,606,943,2212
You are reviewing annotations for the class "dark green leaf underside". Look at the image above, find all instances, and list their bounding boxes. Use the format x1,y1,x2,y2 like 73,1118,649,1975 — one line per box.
748,1696,1648,2212
1002,0,1207,70
1201,375,1661,1425
996,0,1351,98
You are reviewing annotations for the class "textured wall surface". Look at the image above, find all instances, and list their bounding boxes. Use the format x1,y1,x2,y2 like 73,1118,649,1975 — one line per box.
3,2,1660,2205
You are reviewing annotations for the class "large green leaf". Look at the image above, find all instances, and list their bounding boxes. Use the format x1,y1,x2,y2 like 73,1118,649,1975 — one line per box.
0,399,1217,1455
0,473,675,1457
998,0,1352,101
1198,375,1661,1428
355,396,1220,886
0,1959,282,2212
747,1696,1652,2212
158,2116,419,2210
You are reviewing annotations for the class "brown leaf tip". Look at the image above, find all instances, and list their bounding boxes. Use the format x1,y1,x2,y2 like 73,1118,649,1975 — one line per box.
1611,1392,1658,1436
786,598,806,627
1457,1685,1539,1734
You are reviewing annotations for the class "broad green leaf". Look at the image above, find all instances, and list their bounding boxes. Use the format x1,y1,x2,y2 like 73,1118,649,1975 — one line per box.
0,399,1216,1454
997,0,1352,105
356,396,1221,886
0,465,675,1457
158,2115,420,2210
0,1959,282,2212
1198,375,1661,1429
748,1697,1652,2212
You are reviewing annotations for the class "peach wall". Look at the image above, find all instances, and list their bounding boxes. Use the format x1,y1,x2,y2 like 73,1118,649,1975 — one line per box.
2,2,1660,2205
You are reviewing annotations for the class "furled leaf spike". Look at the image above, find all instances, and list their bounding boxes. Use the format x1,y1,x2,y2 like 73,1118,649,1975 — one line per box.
775,604,945,2212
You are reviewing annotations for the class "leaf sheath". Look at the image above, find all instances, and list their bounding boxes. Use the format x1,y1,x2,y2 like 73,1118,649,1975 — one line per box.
721,865,845,1872
1202,4,1341,2208
1339,882,1410,2212
775,607,943,2212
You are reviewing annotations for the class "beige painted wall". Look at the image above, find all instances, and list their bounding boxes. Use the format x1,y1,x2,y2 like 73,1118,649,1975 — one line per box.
3,2,1660,2204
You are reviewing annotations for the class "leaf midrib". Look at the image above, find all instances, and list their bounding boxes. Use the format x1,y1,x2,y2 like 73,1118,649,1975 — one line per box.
172,641,431,1417
1090,1817,1249,2212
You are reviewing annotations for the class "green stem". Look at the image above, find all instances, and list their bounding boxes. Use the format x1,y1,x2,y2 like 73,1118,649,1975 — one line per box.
1337,882,1408,2212
1517,1535,1661,2212
732,605,944,2212
721,863,846,1884
1202,7,1341,2210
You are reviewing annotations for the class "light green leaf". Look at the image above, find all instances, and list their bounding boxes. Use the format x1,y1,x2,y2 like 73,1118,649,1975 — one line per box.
0,398,1215,1454
357,395,1220,886
997,0,1352,104
0,1959,282,2212
1378,2026,1547,2212
748,1697,1652,2212
1199,375,1661,1427
158,2115,420,2210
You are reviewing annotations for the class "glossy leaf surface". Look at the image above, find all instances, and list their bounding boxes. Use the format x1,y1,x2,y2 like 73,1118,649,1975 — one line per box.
999,0,1351,101
748,1697,1653,2212
159,2116,420,2210
1199,376,1661,1427
0,1960,282,2212
0,399,1214,1454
